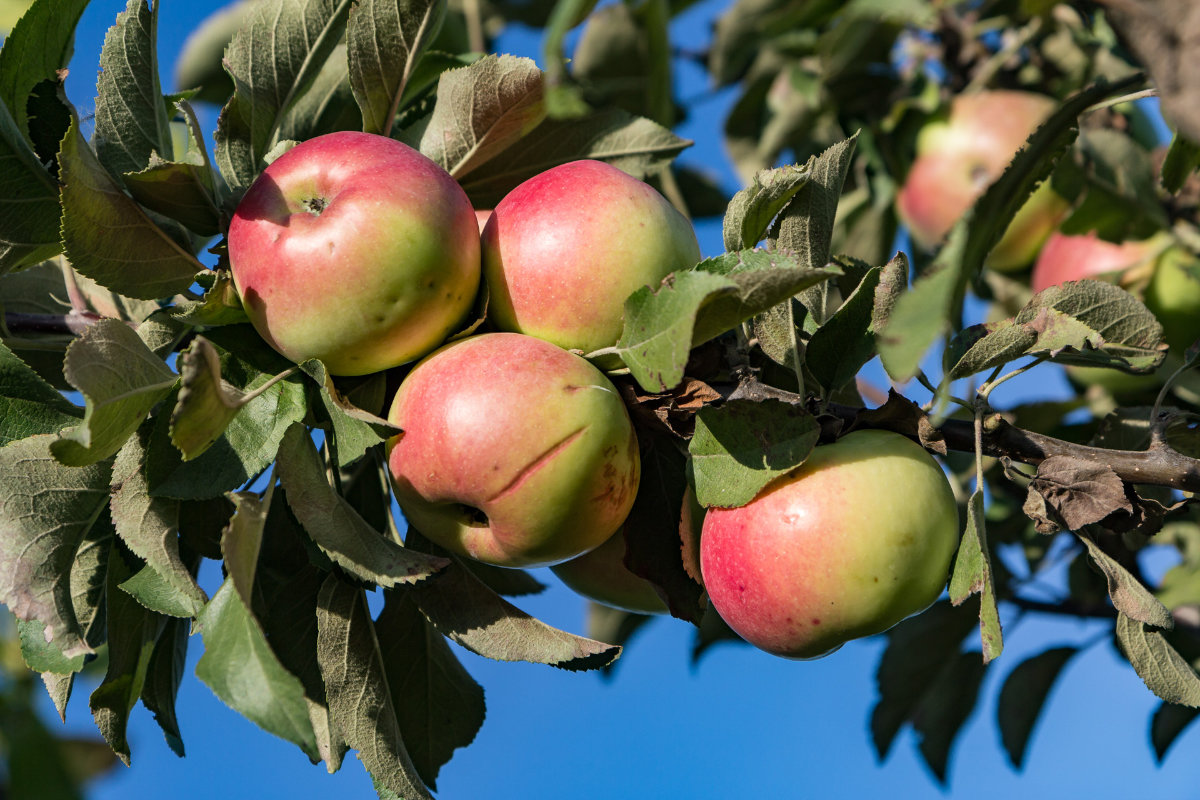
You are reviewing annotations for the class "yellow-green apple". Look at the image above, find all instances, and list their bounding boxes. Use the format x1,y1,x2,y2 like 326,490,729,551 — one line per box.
1140,246,1200,355
386,333,641,568
481,160,702,353
699,429,959,659
897,90,1070,271
551,528,668,614
228,131,480,376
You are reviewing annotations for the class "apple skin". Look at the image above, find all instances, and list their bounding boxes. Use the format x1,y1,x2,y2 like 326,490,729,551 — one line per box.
897,91,1069,270
228,131,480,376
481,160,702,353
699,429,959,660
386,333,641,568
1029,231,1162,294
1143,246,1200,355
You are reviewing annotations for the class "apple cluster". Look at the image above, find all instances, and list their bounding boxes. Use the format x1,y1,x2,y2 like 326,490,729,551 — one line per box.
227,131,700,606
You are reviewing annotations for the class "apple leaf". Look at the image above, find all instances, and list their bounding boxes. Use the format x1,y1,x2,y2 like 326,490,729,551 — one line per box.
996,646,1077,769
418,54,546,179
215,0,354,192
622,429,704,623
123,149,223,237
879,76,1143,381
169,336,252,461
458,106,689,207
89,544,163,767
0,339,81,445
92,0,171,180
0,435,112,660
771,133,858,273
948,489,1003,663
276,424,448,588
59,113,205,300
688,398,819,509
50,319,176,468
315,574,434,799
0,0,88,141
1162,131,1200,195
870,600,981,760
1116,612,1200,707
721,163,811,251
1151,702,1200,762
140,614,189,756
912,650,988,784
196,576,322,761
146,342,307,500
1078,531,1173,629
348,0,447,137
376,588,486,790
806,262,883,395
406,531,621,670
110,427,207,618
0,98,65,272
301,360,399,468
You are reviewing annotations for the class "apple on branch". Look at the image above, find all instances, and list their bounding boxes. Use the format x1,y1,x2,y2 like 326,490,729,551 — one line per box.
897,90,1070,271
227,131,481,376
481,159,702,353
699,430,959,660
386,333,641,568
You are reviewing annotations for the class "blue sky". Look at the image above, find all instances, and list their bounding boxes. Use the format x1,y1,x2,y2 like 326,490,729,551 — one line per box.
24,0,1200,797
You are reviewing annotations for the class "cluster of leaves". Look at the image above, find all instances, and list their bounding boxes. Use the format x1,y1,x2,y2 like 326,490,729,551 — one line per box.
4,0,1200,794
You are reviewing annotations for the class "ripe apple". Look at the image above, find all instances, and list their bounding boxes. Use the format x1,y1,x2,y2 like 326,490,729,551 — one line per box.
699,429,959,659
1029,231,1162,293
386,333,641,568
228,131,480,376
897,90,1070,271
1139,246,1200,355
481,159,702,353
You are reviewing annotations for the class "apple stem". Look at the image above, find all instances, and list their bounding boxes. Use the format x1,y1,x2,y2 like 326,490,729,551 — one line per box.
303,196,328,215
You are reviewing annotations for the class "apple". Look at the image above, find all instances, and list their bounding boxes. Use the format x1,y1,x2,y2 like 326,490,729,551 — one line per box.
481,159,702,353
1141,246,1200,355
551,528,669,614
699,429,959,659
897,90,1070,271
386,333,641,568
1029,231,1163,293
228,131,480,376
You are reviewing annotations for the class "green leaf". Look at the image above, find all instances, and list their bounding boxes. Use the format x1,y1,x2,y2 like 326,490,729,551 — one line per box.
122,123,222,236
870,600,980,759
459,107,689,208
721,164,811,251
50,319,176,467
302,360,399,468
1162,131,1200,195
276,424,449,587
169,336,248,461
0,97,64,271
878,254,960,382
772,133,858,272
418,54,545,178
90,544,165,766
215,0,354,191
110,426,206,617
614,253,839,392
948,489,1002,663
4,701,92,800
59,113,204,299
540,0,599,118
1151,702,1200,762
274,42,363,143
409,537,621,670
0,434,111,659
170,269,248,327
348,0,446,137
806,264,882,394
688,398,819,508
997,647,1077,769
1116,612,1200,707
376,589,485,790
912,650,987,784
92,0,171,179
0,0,89,143
146,340,307,500
17,617,84,674
1079,531,1173,628
140,614,189,756
197,577,321,760
0,339,81,445
315,574,434,799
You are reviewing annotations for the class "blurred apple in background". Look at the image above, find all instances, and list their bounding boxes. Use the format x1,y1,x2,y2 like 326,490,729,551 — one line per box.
898,90,1070,271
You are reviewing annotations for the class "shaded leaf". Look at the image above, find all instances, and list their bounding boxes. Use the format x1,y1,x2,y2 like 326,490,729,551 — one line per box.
688,398,818,508
948,490,1002,663
348,0,446,137
0,97,65,271
1162,131,1200,195
1116,612,1200,707
806,264,881,394
316,575,433,799
0,434,111,659
913,650,987,784
0,0,89,142
1079,531,1173,628
1151,702,1200,762
140,614,189,756
0,339,81,445
997,647,1077,769
302,359,398,468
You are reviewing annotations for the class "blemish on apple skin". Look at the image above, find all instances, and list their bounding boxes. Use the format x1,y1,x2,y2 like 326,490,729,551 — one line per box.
811,618,821,625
